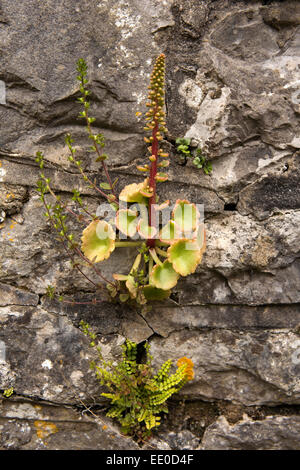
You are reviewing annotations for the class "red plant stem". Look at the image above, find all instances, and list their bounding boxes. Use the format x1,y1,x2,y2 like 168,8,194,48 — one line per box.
147,114,159,248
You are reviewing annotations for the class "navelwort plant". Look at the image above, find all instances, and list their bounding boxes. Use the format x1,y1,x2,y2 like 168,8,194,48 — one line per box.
80,321,194,440
36,54,206,307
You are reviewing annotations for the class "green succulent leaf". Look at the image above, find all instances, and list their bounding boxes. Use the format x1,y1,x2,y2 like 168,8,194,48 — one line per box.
155,172,168,183
119,293,130,302
176,137,190,146
119,179,151,203
143,285,171,301
159,220,180,244
172,199,200,234
81,220,115,263
115,209,138,238
167,239,202,276
95,153,108,162
137,219,157,239
150,260,179,290
100,182,111,190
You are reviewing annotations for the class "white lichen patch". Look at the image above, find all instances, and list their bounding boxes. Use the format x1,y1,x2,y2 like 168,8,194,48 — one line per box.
263,55,300,79
113,2,142,40
213,285,231,303
257,150,290,170
0,307,25,321
266,212,300,256
289,136,300,149
0,340,6,361
211,153,238,186
0,361,16,388
179,79,203,109
204,214,259,271
36,321,57,345
0,80,6,104
0,166,7,183
283,79,300,90
2,403,44,420
157,0,173,6
40,384,64,401
70,370,84,387
185,85,231,146
41,359,53,370
132,90,145,105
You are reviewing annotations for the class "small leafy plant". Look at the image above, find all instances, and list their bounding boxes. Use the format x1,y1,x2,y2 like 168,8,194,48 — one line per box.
2,387,14,398
176,137,212,174
81,321,194,440
37,54,206,308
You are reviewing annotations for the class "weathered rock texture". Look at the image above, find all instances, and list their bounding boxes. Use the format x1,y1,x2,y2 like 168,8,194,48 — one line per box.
0,0,300,450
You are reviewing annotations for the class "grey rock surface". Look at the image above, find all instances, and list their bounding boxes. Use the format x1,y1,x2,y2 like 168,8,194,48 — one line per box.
149,329,300,406
200,415,300,450
0,397,139,450
0,0,300,450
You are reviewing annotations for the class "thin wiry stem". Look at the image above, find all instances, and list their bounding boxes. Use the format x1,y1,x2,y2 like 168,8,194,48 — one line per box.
46,184,91,224
78,71,118,204
41,197,101,289
66,143,115,203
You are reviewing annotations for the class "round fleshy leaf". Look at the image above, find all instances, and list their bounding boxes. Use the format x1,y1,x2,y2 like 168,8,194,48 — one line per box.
115,209,138,238
119,178,151,203
119,293,130,303
182,223,206,253
136,165,149,173
159,220,181,244
81,220,115,263
172,199,200,235
155,172,168,182
143,285,171,301
137,219,157,239
150,260,179,290
167,239,202,276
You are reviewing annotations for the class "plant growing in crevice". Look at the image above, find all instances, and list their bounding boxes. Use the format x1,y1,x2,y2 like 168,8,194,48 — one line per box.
2,387,14,398
176,137,212,174
37,54,206,308
80,321,194,441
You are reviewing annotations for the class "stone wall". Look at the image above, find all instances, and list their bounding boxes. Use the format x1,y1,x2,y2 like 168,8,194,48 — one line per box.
0,0,299,450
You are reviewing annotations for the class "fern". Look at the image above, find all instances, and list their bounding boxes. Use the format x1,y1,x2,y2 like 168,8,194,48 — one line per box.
80,321,194,440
